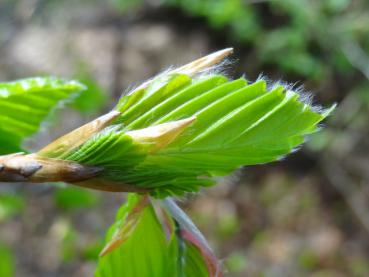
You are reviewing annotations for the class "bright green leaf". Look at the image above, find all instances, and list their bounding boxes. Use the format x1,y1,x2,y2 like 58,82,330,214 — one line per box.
95,195,216,276
61,70,333,197
96,194,175,277
0,77,85,154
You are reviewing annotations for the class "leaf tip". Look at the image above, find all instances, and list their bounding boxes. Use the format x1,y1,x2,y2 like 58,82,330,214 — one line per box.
174,48,234,76
127,116,196,152
99,237,123,257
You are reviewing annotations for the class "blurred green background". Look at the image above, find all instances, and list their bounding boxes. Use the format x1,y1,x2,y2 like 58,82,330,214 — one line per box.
0,0,369,276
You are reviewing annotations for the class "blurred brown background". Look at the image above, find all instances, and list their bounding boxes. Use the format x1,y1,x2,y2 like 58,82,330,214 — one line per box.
0,0,369,276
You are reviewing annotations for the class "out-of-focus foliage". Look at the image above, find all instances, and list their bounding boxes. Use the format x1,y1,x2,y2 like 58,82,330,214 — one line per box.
49,217,104,264
69,67,107,115
112,0,369,83
54,187,100,210
225,252,248,274
0,194,25,221
0,243,14,277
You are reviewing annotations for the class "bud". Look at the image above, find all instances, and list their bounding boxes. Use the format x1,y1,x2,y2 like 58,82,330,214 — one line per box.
0,153,102,183
130,48,233,94
173,47,233,76
126,117,196,153
38,110,121,158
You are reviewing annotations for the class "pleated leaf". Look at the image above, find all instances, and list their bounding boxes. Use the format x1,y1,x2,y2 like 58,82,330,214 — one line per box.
0,77,85,154
103,72,334,196
57,70,334,197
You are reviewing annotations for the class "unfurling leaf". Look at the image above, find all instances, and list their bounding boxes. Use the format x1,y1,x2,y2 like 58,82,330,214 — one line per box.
96,194,174,277
62,69,333,196
99,195,149,256
96,195,219,277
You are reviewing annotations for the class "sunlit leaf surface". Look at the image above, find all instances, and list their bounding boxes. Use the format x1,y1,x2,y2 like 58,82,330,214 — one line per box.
0,77,85,154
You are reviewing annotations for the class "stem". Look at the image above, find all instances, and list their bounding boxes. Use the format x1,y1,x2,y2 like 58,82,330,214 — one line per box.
0,152,102,183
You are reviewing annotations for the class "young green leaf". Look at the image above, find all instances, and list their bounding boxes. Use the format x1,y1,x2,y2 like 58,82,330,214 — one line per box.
0,77,85,154
46,59,333,197
96,194,176,277
96,195,219,277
